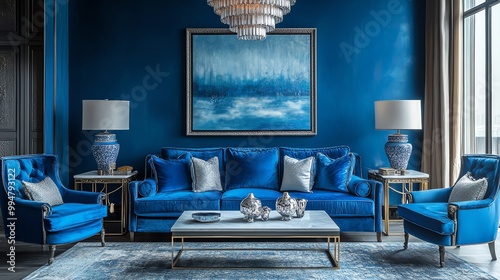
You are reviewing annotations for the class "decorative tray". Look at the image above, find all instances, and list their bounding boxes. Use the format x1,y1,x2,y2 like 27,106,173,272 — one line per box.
192,212,221,223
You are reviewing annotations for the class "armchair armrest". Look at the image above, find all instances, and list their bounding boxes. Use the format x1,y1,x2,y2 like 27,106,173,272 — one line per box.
449,198,494,210
10,198,50,244
62,189,105,204
410,187,452,203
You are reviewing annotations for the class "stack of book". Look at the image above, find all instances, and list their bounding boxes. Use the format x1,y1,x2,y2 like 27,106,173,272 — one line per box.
378,167,396,175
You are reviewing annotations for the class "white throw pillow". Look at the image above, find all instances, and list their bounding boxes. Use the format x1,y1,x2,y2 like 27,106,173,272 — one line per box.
448,172,488,203
280,155,315,193
22,177,64,206
190,156,223,192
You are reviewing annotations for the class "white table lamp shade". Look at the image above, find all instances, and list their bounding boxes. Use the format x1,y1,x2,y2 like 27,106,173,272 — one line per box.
374,100,422,173
82,100,129,175
375,100,422,131
82,100,130,131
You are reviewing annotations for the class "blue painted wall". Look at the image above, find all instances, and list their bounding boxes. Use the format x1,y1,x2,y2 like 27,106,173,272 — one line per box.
67,0,425,187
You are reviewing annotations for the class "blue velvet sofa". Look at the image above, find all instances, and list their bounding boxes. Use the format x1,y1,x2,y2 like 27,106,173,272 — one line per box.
128,146,383,241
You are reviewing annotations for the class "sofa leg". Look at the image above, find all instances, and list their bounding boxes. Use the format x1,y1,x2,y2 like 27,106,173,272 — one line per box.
48,245,56,265
130,232,135,242
439,245,445,267
100,228,106,247
403,232,409,250
489,241,497,261
376,232,382,242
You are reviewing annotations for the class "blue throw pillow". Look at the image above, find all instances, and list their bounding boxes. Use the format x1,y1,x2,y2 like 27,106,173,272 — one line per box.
314,153,355,192
137,178,157,197
161,147,225,183
149,154,192,192
225,147,279,190
347,177,371,197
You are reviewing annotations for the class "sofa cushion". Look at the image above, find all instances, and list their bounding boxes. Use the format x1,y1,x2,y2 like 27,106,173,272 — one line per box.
149,155,192,192
134,190,222,214
314,153,355,193
397,203,455,235
448,172,488,203
347,176,371,197
287,190,375,217
22,177,64,206
225,147,279,190
44,203,107,232
161,147,225,183
279,146,350,182
221,188,283,210
138,178,157,197
280,155,314,193
190,156,223,192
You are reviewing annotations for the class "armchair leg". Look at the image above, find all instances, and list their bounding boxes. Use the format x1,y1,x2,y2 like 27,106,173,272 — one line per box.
48,245,56,265
130,232,135,242
100,228,106,247
376,232,382,242
489,241,497,261
403,232,409,250
439,245,445,267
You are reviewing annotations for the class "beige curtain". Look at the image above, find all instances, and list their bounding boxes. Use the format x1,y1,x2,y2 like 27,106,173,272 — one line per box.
421,0,463,189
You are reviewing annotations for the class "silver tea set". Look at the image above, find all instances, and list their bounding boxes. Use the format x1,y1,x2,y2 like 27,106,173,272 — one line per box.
240,192,308,222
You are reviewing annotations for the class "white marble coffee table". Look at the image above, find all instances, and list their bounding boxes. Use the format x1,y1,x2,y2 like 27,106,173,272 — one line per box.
171,210,340,269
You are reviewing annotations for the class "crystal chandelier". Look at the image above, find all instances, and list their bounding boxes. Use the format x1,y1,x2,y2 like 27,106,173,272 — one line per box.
207,0,296,40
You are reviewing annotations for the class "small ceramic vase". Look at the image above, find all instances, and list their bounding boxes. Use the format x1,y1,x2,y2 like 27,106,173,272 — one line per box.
240,193,262,222
259,206,271,221
295,198,308,218
276,192,298,221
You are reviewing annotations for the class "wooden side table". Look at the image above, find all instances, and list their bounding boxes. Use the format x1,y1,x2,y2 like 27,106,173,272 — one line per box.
74,170,138,235
368,170,429,236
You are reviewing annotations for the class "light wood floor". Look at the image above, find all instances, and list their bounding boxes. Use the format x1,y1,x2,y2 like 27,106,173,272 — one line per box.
1,221,499,279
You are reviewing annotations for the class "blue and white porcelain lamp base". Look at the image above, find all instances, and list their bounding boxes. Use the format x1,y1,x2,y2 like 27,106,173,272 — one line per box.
384,133,412,175
92,132,120,175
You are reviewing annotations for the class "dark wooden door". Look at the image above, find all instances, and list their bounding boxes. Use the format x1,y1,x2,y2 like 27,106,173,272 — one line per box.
0,0,44,157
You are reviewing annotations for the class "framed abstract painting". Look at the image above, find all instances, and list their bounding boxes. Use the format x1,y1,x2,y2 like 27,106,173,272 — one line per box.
186,28,317,136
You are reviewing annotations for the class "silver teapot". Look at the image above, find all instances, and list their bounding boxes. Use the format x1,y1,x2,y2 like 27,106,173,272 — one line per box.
276,192,298,221
240,193,262,222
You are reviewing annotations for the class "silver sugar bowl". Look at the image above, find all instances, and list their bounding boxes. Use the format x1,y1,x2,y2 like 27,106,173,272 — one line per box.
240,193,262,222
259,206,271,221
295,198,308,218
276,192,298,221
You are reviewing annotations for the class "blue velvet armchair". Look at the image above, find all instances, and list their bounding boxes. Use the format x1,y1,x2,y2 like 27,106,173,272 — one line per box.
0,154,107,264
398,154,500,267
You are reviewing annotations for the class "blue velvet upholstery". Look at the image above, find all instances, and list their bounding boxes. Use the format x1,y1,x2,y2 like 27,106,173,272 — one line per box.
221,188,282,210
225,147,279,190
150,154,192,192
397,154,500,266
134,190,221,214
0,154,107,263
314,153,355,193
129,147,383,241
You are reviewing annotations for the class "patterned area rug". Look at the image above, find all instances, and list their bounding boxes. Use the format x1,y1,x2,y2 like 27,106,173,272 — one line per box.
25,242,495,280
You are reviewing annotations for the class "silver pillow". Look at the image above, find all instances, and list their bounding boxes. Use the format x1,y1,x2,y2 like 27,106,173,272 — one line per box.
449,172,488,203
22,177,64,206
280,155,315,193
190,156,223,192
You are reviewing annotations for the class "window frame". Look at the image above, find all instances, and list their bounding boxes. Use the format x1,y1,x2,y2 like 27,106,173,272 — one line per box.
463,0,500,154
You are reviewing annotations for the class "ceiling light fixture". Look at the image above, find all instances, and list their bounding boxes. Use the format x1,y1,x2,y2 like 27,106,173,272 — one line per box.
207,0,296,40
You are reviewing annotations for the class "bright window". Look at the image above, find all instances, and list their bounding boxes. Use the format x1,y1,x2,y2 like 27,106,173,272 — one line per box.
463,0,500,154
